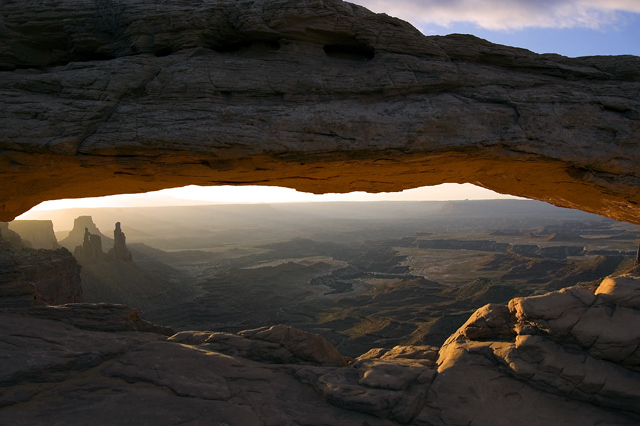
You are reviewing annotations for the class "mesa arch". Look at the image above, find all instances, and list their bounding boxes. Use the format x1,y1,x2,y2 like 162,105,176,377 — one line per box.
0,0,639,223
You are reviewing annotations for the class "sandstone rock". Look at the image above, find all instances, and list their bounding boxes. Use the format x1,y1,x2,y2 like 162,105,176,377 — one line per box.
426,339,638,426
0,241,37,308
0,311,397,426
431,275,640,425
509,278,640,366
358,345,439,368
239,324,347,367
306,357,436,424
16,246,83,304
0,0,639,224
170,324,347,367
595,275,640,308
0,311,163,387
0,240,82,306
444,303,515,344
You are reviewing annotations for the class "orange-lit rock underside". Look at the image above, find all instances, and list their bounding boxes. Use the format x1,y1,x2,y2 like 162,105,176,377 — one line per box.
1,0,639,221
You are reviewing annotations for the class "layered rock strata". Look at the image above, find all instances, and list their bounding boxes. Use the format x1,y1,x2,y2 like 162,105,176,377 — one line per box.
0,0,639,223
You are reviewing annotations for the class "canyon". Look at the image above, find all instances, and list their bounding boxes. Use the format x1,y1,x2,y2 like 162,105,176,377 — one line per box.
1,0,640,425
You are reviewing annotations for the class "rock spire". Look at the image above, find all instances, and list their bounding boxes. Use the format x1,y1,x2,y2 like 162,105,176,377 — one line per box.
108,222,132,261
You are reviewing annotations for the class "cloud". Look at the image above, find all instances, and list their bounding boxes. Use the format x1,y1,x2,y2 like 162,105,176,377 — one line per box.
351,0,640,30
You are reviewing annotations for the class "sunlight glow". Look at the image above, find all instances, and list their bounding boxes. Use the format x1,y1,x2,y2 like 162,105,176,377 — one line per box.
17,183,521,216
352,0,640,31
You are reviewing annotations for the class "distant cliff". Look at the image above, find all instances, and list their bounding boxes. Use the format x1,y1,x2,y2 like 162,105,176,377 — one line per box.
8,220,59,249
0,222,26,248
60,216,112,251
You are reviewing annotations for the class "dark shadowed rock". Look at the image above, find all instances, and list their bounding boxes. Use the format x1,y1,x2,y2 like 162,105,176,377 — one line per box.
0,312,397,426
0,240,82,306
5,303,175,336
16,247,83,305
0,241,37,308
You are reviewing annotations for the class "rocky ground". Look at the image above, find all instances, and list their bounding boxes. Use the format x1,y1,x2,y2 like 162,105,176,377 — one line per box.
1,273,639,425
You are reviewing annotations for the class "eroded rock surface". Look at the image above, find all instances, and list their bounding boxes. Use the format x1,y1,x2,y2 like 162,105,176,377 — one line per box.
2,276,640,425
0,0,639,223
170,324,347,367
0,311,395,426
431,274,640,425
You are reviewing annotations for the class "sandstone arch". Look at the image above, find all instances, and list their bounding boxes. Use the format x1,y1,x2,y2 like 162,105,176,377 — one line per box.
0,0,639,222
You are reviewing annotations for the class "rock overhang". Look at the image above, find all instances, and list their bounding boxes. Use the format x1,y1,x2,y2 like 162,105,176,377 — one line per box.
0,0,639,222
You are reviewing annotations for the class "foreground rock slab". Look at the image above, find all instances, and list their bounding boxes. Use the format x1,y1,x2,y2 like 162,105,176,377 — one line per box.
432,274,640,425
0,309,396,426
2,274,640,425
0,0,639,223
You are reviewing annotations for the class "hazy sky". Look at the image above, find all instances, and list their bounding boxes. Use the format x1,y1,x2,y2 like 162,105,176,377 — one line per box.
19,0,640,214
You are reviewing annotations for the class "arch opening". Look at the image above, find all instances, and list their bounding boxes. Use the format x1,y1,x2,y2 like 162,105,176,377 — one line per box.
7,183,640,356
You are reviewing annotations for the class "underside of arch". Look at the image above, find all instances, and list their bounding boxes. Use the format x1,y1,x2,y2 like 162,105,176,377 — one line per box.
0,0,639,222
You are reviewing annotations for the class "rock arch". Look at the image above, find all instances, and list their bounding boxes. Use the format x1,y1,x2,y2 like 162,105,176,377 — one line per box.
0,0,639,222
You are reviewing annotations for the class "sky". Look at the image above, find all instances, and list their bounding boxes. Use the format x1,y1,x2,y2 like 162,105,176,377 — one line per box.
17,0,640,215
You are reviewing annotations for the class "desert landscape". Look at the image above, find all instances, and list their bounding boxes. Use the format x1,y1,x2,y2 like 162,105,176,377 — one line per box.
1,0,640,424
2,199,640,424
28,199,637,357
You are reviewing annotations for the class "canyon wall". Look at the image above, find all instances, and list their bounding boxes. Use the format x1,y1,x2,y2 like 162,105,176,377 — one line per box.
8,220,59,250
0,0,638,223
